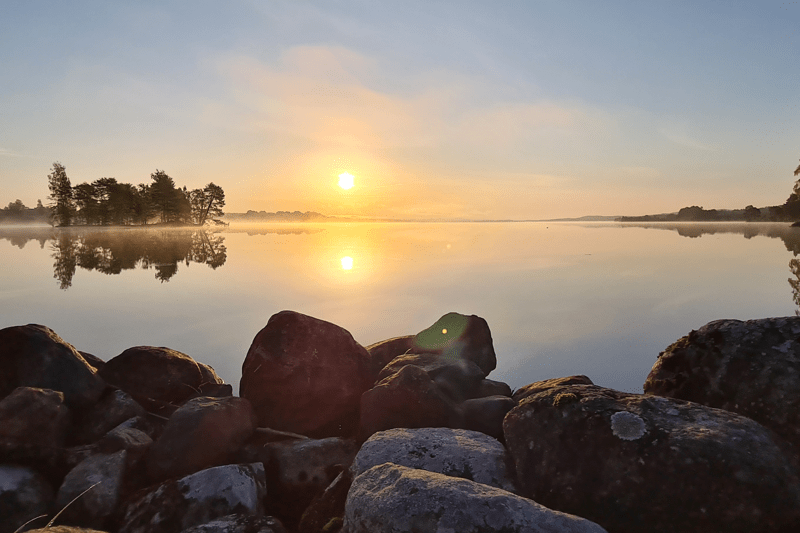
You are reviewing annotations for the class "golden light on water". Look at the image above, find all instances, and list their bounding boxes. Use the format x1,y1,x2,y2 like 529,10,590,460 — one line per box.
341,256,354,270
338,172,355,190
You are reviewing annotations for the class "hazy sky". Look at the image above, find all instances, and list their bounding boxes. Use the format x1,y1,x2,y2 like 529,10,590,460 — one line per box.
2,1,799,219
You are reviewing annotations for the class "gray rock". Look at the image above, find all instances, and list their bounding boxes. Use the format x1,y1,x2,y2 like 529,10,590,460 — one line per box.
119,463,267,533
0,465,54,533
644,317,800,454
512,375,594,403
353,427,516,492
0,387,70,466
55,450,127,529
178,514,287,533
503,383,800,533
0,324,107,410
343,463,607,533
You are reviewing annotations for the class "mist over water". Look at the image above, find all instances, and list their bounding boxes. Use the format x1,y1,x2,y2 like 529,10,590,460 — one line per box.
2,221,798,394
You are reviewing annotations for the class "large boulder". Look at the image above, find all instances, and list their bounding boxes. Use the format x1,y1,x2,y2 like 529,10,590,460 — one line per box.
54,450,127,529
74,389,147,444
644,317,800,453
412,312,496,376
118,463,268,533
343,463,607,533
0,387,70,467
364,336,415,381
353,428,516,492
0,465,54,533
512,374,594,403
240,311,373,438
147,396,257,482
376,352,485,402
98,346,225,415
0,324,106,409
503,383,800,533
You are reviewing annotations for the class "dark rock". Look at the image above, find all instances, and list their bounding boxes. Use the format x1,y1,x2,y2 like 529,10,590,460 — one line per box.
343,463,607,533
298,469,352,533
74,389,147,444
78,351,105,372
352,427,516,492
240,311,373,438
54,450,127,529
28,528,109,533
98,424,153,457
412,312,496,376
0,387,70,467
475,378,512,398
459,395,517,441
503,383,800,533
377,352,485,402
118,463,268,533
359,364,459,439
98,346,225,415
147,396,257,482
0,465,54,533
179,514,287,533
512,374,594,403
644,317,800,454
0,324,106,409
364,336,415,380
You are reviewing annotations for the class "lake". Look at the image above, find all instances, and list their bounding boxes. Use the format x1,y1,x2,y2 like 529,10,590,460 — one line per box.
2,221,799,395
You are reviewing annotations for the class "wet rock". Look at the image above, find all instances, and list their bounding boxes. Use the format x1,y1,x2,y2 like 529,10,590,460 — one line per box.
459,395,517,441
0,387,70,467
179,514,287,533
74,389,147,444
503,383,800,533
147,396,257,482
644,317,800,454
512,374,594,403
0,464,54,533
353,427,516,492
240,311,373,438
364,336,415,381
412,312,497,376
298,469,352,533
377,352,485,402
343,463,607,533
0,324,106,410
98,346,224,415
54,450,127,529
118,463,267,533
359,364,458,439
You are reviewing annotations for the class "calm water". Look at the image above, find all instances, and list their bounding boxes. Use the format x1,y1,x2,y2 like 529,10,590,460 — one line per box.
2,221,799,394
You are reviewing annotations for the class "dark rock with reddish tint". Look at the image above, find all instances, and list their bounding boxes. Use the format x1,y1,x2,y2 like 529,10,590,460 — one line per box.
118,463,268,533
78,351,106,371
512,375,594,403
98,346,225,415
240,311,373,438
459,395,517,441
412,312,496,376
377,353,485,402
0,387,70,467
55,450,127,529
0,465,54,533
359,364,459,439
503,383,800,533
476,378,512,398
364,336,415,380
147,396,257,482
298,469,352,533
644,317,800,454
0,324,106,409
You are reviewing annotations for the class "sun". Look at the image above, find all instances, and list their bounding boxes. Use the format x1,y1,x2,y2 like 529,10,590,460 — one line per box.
338,172,355,190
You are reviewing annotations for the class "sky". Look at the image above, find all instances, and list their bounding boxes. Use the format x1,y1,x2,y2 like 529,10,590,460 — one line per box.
1,0,799,220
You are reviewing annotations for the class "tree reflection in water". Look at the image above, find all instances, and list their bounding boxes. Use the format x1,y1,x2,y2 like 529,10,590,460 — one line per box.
45,229,226,289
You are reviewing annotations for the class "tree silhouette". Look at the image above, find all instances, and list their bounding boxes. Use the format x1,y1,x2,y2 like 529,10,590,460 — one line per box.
47,162,74,226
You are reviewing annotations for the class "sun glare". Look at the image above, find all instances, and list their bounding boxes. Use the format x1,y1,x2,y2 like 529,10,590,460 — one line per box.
341,256,354,270
338,172,355,190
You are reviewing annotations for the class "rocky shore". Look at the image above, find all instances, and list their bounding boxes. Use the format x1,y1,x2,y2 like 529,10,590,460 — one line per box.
2,311,800,532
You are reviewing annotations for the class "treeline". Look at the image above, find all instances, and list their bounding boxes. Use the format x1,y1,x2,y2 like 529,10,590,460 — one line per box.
46,162,225,227
0,199,51,224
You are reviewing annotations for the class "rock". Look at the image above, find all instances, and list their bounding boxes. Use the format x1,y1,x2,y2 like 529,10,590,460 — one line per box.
118,463,267,533
377,352,485,402
343,463,607,533
512,374,594,402
353,427,516,492
54,450,127,529
0,387,70,467
98,346,225,415
364,336,415,380
74,389,147,444
0,324,106,409
0,465,54,533
503,383,800,533
78,351,106,371
240,311,373,438
147,396,257,482
179,514,287,533
459,395,517,441
98,424,153,457
644,317,800,454
412,312,496,376
476,378,512,398
28,528,109,533
359,364,459,439
298,469,352,533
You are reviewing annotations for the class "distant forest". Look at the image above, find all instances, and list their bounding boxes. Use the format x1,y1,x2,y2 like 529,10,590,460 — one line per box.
0,162,225,227
618,160,800,222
